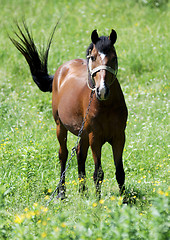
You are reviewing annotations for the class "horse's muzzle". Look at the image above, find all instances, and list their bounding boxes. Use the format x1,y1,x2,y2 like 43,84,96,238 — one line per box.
96,86,110,101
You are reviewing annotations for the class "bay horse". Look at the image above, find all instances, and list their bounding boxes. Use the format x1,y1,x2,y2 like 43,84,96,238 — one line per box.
10,22,128,199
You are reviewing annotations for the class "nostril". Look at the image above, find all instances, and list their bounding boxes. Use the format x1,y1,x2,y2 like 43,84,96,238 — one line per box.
96,87,101,98
96,86,109,100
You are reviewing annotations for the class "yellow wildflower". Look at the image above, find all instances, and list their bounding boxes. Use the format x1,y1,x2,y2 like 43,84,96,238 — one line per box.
157,189,164,195
118,197,123,206
30,211,35,216
35,210,40,216
24,207,29,212
41,232,47,238
42,221,47,226
25,212,32,219
99,199,105,204
110,196,116,201
33,202,38,207
54,227,59,232
14,215,23,224
93,203,97,207
61,222,66,228
40,206,48,212
43,207,48,212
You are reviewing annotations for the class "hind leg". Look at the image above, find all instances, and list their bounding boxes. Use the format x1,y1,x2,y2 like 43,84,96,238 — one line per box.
56,119,68,199
76,135,89,193
111,131,125,195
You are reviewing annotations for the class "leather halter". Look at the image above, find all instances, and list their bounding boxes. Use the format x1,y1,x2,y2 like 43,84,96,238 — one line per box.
87,57,118,90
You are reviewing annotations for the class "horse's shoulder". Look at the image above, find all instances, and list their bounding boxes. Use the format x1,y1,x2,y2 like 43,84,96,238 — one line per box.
53,58,88,91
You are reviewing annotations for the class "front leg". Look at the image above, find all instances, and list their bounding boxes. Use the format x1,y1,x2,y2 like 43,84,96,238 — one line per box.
89,133,104,199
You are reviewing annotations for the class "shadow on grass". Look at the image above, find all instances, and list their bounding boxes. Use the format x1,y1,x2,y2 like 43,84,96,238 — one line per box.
123,185,149,206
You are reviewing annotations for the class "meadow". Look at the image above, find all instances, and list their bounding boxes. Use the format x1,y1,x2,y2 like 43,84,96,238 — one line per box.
0,0,169,239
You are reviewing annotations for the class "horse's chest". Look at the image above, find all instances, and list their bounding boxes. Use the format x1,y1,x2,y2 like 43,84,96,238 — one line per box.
88,106,126,140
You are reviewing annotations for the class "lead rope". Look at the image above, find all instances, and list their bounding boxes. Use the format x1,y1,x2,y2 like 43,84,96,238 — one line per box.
46,90,95,206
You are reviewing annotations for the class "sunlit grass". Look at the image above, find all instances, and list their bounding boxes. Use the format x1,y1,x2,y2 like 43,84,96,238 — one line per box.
0,0,169,239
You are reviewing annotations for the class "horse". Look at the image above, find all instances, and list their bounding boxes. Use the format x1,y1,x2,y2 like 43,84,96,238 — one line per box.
10,22,128,199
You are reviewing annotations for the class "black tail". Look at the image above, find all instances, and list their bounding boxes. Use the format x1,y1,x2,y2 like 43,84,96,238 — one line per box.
9,21,58,92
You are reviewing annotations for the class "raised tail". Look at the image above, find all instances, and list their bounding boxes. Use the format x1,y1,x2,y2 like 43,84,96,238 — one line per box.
9,21,58,92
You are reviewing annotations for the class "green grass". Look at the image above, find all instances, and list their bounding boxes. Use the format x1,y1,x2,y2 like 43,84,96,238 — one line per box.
0,0,169,239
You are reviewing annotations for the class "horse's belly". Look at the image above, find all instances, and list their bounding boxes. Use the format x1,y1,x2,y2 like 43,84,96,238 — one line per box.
56,81,87,136
58,99,84,136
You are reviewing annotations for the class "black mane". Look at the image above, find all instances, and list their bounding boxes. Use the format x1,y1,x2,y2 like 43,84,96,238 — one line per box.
86,36,113,57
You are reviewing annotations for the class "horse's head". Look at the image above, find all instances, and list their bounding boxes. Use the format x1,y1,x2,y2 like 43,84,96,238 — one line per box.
87,29,118,101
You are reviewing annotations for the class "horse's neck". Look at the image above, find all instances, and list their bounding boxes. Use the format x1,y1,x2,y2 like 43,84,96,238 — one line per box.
107,80,125,106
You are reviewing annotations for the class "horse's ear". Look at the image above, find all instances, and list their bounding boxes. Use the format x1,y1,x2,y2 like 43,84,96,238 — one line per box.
109,29,117,45
91,30,99,44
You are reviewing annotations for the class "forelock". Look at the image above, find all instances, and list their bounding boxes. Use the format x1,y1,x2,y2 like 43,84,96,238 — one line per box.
95,36,112,54
86,36,113,58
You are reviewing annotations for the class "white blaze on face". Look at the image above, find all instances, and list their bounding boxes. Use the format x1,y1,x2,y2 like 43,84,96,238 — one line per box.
99,52,106,61
94,52,106,100
99,52,106,99
99,77,106,100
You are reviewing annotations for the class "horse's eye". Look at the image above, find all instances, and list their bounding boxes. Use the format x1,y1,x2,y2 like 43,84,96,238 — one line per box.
90,56,95,61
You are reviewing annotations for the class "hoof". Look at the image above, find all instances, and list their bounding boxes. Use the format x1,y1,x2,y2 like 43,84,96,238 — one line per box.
120,185,125,196
122,195,128,204
56,192,66,200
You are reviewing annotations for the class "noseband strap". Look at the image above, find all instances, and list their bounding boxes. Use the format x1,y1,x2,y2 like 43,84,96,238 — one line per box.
90,65,117,77
87,65,117,90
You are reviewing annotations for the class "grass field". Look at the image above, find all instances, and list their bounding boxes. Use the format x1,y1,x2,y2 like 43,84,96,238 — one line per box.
0,0,169,239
